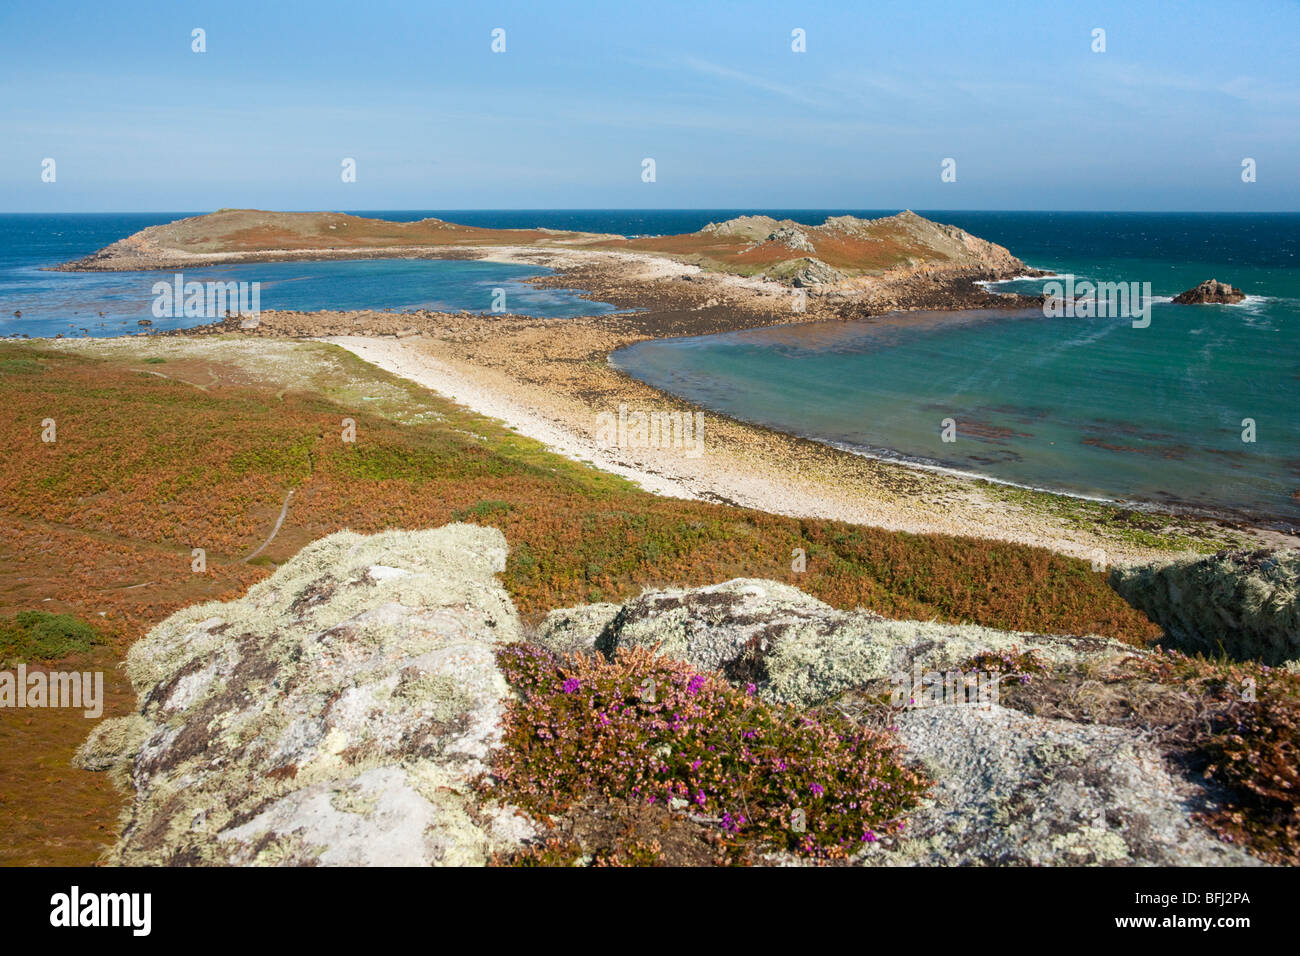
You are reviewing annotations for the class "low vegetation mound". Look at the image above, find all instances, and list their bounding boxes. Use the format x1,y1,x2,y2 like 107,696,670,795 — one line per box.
0,610,100,666
55,209,609,269
1110,549,1300,664
490,642,929,861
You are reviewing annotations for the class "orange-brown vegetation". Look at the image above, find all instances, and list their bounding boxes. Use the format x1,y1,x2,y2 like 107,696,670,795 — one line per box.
0,339,1159,865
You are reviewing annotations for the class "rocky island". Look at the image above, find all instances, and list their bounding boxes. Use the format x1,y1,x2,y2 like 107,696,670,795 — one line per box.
1172,279,1247,304
53,208,1046,319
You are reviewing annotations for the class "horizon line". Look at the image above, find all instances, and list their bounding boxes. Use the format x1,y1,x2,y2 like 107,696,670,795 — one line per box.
4,207,1300,216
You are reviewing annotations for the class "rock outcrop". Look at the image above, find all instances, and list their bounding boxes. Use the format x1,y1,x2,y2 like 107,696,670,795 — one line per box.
1172,279,1246,304
789,257,847,287
85,535,1273,867
539,577,1259,865
1110,548,1300,665
878,703,1254,866
538,577,1134,709
77,524,533,865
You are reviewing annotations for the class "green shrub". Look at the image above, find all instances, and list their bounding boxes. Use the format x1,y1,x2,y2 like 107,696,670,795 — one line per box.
0,611,101,664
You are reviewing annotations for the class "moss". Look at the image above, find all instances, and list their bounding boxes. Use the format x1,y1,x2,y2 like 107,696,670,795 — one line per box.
981,482,1242,554
452,499,515,522
0,357,45,376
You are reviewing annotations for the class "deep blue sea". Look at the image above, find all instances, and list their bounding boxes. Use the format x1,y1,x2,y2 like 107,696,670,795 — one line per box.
3,209,1297,525
0,212,628,338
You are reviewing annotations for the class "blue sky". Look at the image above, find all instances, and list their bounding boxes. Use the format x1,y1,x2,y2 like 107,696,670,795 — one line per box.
2,0,1297,211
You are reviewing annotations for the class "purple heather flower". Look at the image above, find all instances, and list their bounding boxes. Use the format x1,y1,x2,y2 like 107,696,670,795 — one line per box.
687,675,706,695
862,830,878,843
810,783,825,797
745,683,756,696
562,677,580,694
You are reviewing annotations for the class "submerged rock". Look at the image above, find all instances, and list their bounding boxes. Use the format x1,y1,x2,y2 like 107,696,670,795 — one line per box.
1172,279,1246,304
1110,548,1300,665
77,524,533,866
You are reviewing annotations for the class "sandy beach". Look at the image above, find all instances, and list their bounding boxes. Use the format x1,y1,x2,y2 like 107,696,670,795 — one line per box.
316,317,1276,565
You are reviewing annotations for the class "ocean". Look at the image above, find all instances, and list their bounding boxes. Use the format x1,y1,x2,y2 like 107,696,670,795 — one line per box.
3,209,1297,526
0,212,625,338
608,212,1300,528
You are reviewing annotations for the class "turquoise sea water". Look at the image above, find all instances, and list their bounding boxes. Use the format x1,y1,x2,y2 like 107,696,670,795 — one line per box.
610,213,1300,528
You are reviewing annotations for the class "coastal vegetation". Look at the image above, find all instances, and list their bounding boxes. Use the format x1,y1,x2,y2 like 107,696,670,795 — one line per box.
1,337,1159,644
0,610,100,666
1128,649,1300,865
490,642,929,863
0,333,1158,864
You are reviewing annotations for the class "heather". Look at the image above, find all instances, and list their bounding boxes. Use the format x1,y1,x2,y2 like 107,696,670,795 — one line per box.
959,647,1048,684
0,339,1160,646
489,642,929,860
1129,649,1300,864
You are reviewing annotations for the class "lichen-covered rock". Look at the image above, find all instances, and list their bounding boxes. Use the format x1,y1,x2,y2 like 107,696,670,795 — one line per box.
790,257,845,287
863,704,1257,866
564,578,1133,708
534,602,621,657
1110,549,1300,665
545,578,1257,866
77,524,533,866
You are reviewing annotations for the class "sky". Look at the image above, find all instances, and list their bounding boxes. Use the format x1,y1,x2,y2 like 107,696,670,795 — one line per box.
2,0,1298,212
